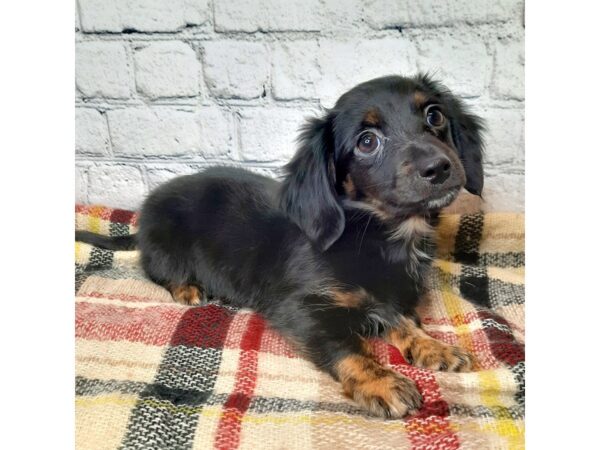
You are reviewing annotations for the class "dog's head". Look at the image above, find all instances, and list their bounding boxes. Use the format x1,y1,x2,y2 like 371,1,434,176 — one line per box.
280,74,485,251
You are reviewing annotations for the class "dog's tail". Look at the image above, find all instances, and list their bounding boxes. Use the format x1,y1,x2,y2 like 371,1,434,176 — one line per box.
75,230,137,251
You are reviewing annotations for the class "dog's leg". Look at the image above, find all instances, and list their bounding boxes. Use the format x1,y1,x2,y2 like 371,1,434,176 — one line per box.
385,316,473,372
300,324,422,419
168,284,205,306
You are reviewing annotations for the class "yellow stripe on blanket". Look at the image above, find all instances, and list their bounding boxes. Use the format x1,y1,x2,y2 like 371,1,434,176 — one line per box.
480,213,524,255
478,369,502,407
75,241,92,265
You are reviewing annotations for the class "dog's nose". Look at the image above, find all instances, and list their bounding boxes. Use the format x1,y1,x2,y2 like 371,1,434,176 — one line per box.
416,156,451,185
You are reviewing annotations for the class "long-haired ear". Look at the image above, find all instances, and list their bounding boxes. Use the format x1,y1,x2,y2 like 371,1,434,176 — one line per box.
450,108,485,196
279,112,344,251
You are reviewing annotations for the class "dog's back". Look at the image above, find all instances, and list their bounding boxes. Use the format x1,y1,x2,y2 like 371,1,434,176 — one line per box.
137,166,314,305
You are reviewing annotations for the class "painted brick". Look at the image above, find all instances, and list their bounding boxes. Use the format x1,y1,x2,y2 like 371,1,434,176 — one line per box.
363,0,411,29
271,41,321,100
78,0,210,33
317,38,419,106
146,164,198,191
410,0,524,26
76,108,110,156
202,41,270,99
239,108,311,162
319,0,367,32
146,164,282,192
477,107,524,166
75,164,89,204
214,0,322,32
272,38,418,105
491,39,525,100
365,0,524,29
75,1,525,212
75,6,81,31
88,164,147,209
196,107,237,160
107,107,200,157
76,42,131,99
134,41,200,99
482,173,524,212
415,30,491,97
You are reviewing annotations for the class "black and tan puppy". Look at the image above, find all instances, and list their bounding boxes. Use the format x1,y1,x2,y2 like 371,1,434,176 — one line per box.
76,74,484,419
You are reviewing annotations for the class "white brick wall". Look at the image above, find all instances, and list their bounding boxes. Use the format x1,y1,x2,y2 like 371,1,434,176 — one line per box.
134,41,200,99
75,0,525,211
76,42,131,98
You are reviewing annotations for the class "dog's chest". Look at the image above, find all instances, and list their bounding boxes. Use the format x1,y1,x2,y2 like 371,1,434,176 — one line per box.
324,227,427,309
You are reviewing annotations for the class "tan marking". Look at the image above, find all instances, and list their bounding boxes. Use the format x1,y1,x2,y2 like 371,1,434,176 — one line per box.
386,316,473,372
388,217,434,278
388,216,433,241
342,174,357,199
361,195,394,222
336,354,422,418
359,337,374,357
169,284,203,306
413,90,429,109
363,108,381,127
330,287,369,308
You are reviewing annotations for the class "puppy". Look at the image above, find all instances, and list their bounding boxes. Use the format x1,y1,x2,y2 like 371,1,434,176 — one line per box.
76,74,484,419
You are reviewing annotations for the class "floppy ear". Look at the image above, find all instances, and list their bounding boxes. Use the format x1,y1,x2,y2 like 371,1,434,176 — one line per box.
450,108,485,196
279,113,344,251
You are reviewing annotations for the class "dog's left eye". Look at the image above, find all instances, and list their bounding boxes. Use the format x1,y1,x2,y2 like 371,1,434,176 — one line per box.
356,131,382,155
425,105,446,128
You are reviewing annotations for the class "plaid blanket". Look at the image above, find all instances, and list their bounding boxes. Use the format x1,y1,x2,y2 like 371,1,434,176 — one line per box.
75,205,524,450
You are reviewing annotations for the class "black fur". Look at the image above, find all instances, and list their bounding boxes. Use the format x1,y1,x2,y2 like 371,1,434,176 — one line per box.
76,74,485,417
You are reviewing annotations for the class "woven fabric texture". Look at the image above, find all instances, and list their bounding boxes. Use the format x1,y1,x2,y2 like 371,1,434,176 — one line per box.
75,204,525,450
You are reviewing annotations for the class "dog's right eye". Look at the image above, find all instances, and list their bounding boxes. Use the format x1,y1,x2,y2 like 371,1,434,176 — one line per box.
356,131,382,155
425,105,446,128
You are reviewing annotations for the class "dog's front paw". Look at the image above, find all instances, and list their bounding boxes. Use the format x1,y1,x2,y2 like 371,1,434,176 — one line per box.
169,284,204,306
349,370,422,419
407,339,473,372
337,355,422,419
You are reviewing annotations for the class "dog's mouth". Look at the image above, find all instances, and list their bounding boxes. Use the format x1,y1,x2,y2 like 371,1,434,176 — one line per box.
342,186,462,220
421,186,461,210
384,185,461,212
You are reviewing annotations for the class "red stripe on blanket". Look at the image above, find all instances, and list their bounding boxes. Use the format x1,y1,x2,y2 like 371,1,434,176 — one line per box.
222,312,252,350
477,310,525,366
76,302,186,346
423,328,501,371
214,314,266,450
260,328,299,358
76,205,138,225
110,208,137,225
388,347,460,450
75,205,112,220
386,341,407,366
170,304,236,348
